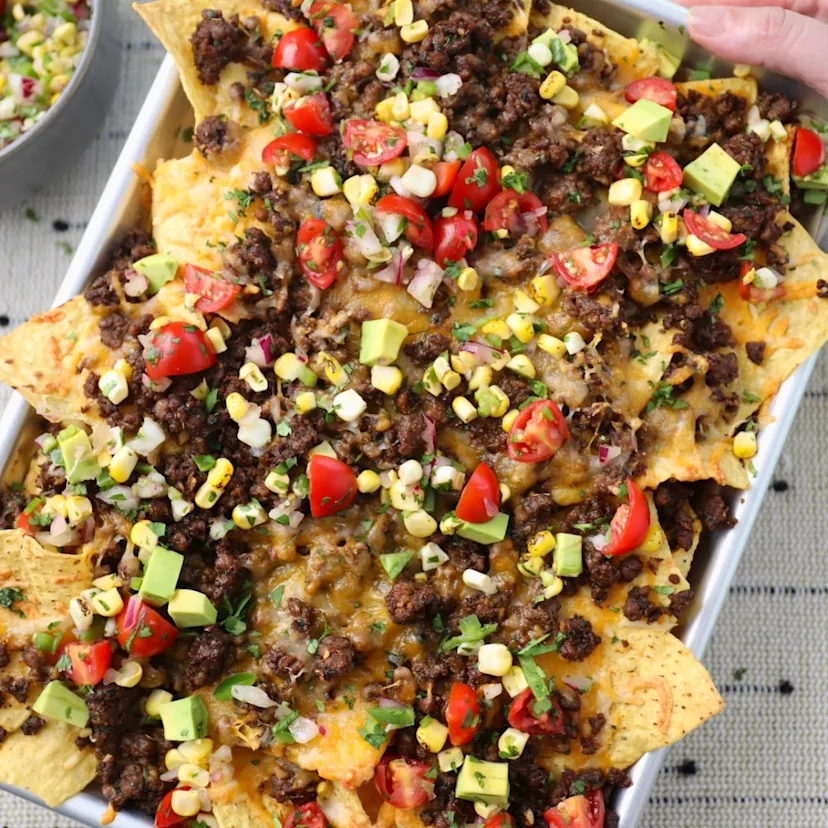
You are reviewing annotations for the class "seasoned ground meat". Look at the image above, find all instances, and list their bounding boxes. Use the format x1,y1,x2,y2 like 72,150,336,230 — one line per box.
190,10,269,86
502,106,573,172
664,302,736,352
623,586,664,623
387,413,426,463
558,615,601,661
287,597,319,635
151,388,208,435
543,173,593,216
99,312,129,349
108,230,156,271
267,759,320,805
722,132,765,177
0,641,8,670
513,492,556,542
595,205,638,251
312,635,355,680
405,332,451,363
263,414,320,465
386,580,442,624
503,598,559,650
465,417,507,455
721,200,782,245
584,546,619,603
87,684,142,733
746,341,765,365
501,72,542,129
0,490,25,530
697,492,736,532
194,114,240,159
669,589,694,617
444,536,486,573
0,675,29,703
264,646,305,682
757,91,798,123
316,132,360,181
496,371,531,408
449,590,509,629
84,272,120,307
185,627,232,692
577,128,623,186
705,351,738,387
509,748,556,814
21,715,45,735
201,545,247,608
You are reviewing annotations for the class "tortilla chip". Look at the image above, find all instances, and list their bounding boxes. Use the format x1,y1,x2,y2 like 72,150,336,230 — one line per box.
676,76,758,107
213,800,282,828
0,651,38,733
376,803,428,828
0,719,97,807
318,782,373,828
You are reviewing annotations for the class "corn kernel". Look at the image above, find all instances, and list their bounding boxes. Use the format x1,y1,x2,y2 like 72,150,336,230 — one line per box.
377,157,408,182
66,495,93,526
146,689,173,719
477,643,513,677
69,596,93,630
438,747,465,773
44,494,67,519
295,391,317,414
149,315,171,331
506,354,535,379
660,211,679,244
537,333,567,359
498,728,530,760
357,470,381,494
165,749,186,772
563,331,586,355
502,666,529,698
468,366,493,391
232,501,267,529
409,97,440,124
171,789,202,818
401,164,437,198
11,3,24,21
394,0,414,25
501,409,519,432
195,459,233,509
582,103,609,125
552,85,579,109
457,267,479,292
16,30,44,56
631,199,653,230
686,234,715,257
52,21,78,44
239,362,268,393
707,211,733,232
109,446,138,484
539,70,566,101
416,718,449,753
400,20,428,42
499,483,511,502
113,358,133,380
178,738,214,766
205,326,227,354
531,273,561,306
426,111,448,140
506,313,534,344
391,91,410,121
481,319,511,339
638,521,665,553
452,396,478,423
733,431,757,459
543,575,564,598
374,97,396,123
343,174,378,206
528,530,556,558
310,165,342,197
371,365,403,395
91,588,124,618
131,520,160,550
475,385,509,418
177,763,210,789
624,151,649,168
264,469,290,494
309,441,337,458
225,392,250,423
404,509,438,538
114,661,143,688
608,178,643,206
513,289,540,314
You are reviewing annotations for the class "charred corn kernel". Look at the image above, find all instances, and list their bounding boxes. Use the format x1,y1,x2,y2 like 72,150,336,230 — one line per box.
16,30,44,56
394,0,414,25
506,313,534,343
11,3,24,21
631,199,654,230
114,661,143,688
539,70,566,100
468,365,493,391
477,643,513,677
232,501,267,529
149,315,171,331
502,666,529,698
531,273,561,306
66,495,93,526
357,470,381,494
404,509,438,538
391,91,410,121
456,266,478,292
91,588,124,618
481,319,511,339
205,327,227,354
178,739,213,766
377,157,408,182
374,97,396,122
98,370,129,405
506,354,535,379
171,789,202,818
582,103,609,125
110,446,138,483
310,165,342,197
440,371,459,392
733,431,757,459
498,728,530,760
686,234,715,257
239,362,268,393
401,164,437,198
400,19,428,42
371,365,403,395
410,97,440,124
707,211,732,232
537,334,567,359
543,575,564,598
660,211,679,244
416,718,449,753
528,530,556,558
438,747,465,773
343,174,378,206
178,763,210,788
225,392,250,423
294,391,317,414
264,469,290,495
309,441,337,458
638,520,665,554
53,21,78,44
69,596,93,631
452,396,478,423
501,409,519,432
195,459,234,509
146,689,173,719
513,289,540,314
608,178,643,206
553,85,579,109
165,749,186,771
112,358,133,380
432,354,451,381
563,331,586,355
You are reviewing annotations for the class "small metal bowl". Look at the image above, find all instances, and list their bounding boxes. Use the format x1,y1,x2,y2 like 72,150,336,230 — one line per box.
0,0,121,211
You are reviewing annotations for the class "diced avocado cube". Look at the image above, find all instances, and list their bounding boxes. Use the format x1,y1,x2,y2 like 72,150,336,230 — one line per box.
455,756,510,807
457,513,510,544
159,695,209,741
167,589,218,628
132,254,179,294
794,165,828,190
359,319,409,366
532,29,579,75
682,143,742,207
139,546,184,607
32,681,89,728
656,46,681,79
554,533,583,577
380,550,414,581
613,99,673,143
58,426,100,484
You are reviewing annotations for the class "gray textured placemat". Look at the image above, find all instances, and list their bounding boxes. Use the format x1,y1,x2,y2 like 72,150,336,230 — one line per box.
0,3,826,826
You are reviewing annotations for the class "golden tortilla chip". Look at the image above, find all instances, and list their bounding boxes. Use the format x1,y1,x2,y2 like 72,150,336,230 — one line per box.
318,782,373,828
376,803,428,828
213,800,283,828
676,76,758,107
0,651,38,733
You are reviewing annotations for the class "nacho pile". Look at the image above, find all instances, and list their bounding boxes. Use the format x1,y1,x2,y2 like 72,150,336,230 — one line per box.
0,0,826,826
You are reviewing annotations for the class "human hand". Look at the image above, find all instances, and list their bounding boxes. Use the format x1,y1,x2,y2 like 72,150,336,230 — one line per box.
676,0,828,98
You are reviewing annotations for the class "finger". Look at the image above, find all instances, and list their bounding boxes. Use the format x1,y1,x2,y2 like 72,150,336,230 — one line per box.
687,5,828,98
677,0,828,22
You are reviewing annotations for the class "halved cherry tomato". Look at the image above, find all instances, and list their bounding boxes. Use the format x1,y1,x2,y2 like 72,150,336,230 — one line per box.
16,504,42,536
643,151,682,193
433,213,479,267
262,133,317,167
483,190,548,238
65,640,112,687
375,755,434,810
683,211,747,251
308,0,357,62
284,92,334,136
155,787,191,828
448,147,501,212
284,802,329,828
116,595,179,658
342,119,407,167
507,687,564,735
738,280,786,303
484,816,516,828
144,321,217,381
507,400,569,464
544,791,605,828
183,264,241,313
604,478,650,557
308,455,357,518
376,194,434,252
549,243,618,293
456,462,500,524
297,219,343,289
272,27,328,71
793,126,825,177
445,681,480,745
624,76,677,113
433,160,462,198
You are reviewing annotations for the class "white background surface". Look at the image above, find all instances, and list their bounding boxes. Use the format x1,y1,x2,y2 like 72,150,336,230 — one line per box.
0,4,826,826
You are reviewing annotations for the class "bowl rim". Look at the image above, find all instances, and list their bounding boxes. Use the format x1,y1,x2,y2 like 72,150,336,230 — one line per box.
0,0,105,164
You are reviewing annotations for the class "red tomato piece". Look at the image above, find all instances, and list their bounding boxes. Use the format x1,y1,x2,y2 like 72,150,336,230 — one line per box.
284,802,329,828
155,787,191,828
507,688,564,735
144,321,217,381
262,133,317,167
507,400,569,464
549,243,618,293
604,478,650,556
376,194,434,253
682,211,747,251
433,213,479,267
284,92,334,136
65,640,112,687
272,27,328,71
643,151,682,193
624,76,677,113
433,160,461,198
308,0,357,62
448,147,501,212
484,816,516,828
308,455,357,518
456,462,500,524
793,127,825,177
544,791,605,828
375,755,434,810
483,190,548,238
16,505,40,536
738,280,786,303
296,218,343,289
116,595,179,658
445,682,481,745
342,119,407,167
183,264,241,313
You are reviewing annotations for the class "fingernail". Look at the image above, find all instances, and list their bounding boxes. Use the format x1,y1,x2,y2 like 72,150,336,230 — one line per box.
688,7,724,36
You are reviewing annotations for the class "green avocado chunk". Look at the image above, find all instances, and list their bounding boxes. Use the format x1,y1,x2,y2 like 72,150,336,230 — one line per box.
613,99,673,143
57,425,100,484
456,513,510,544
682,143,742,206
359,319,409,366
132,254,179,294
554,533,583,577
167,589,218,628
794,165,828,190
159,695,209,741
32,681,89,728
455,756,510,806
139,546,184,607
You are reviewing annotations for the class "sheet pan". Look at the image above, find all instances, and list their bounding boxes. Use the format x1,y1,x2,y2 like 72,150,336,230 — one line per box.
0,0,825,822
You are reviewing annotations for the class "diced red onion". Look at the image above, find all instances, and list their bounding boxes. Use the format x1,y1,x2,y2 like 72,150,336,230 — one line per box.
589,532,609,552
481,683,503,700
407,259,444,309
103,668,119,686
231,684,278,707
346,218,387,262
245,334,276,368
558,29,572,44
104,617,118,637
50,514,68,536
36,528,79,547
411,67,440,80
34,433,53,450
319,725,328,736
8,75,40,103
72,1,90,19
127,418,166,455
390,174,413,198
0,43,20,59
483,497,499,519
379,697,406,709
598,445,622,464
159,768,179,782
377,211,406,245
141,373,172,393
460,341,506,365
698,204,711,218
563,674,594,693
123,271,148,297
81,517,96,543
435,73,462,98
97,486,139,514
371,245,407,284
289,717,320,744
423,415,437,455
285,72,323,93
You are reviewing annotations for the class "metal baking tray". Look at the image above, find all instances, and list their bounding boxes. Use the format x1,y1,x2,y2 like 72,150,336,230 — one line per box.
0,0,825,821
